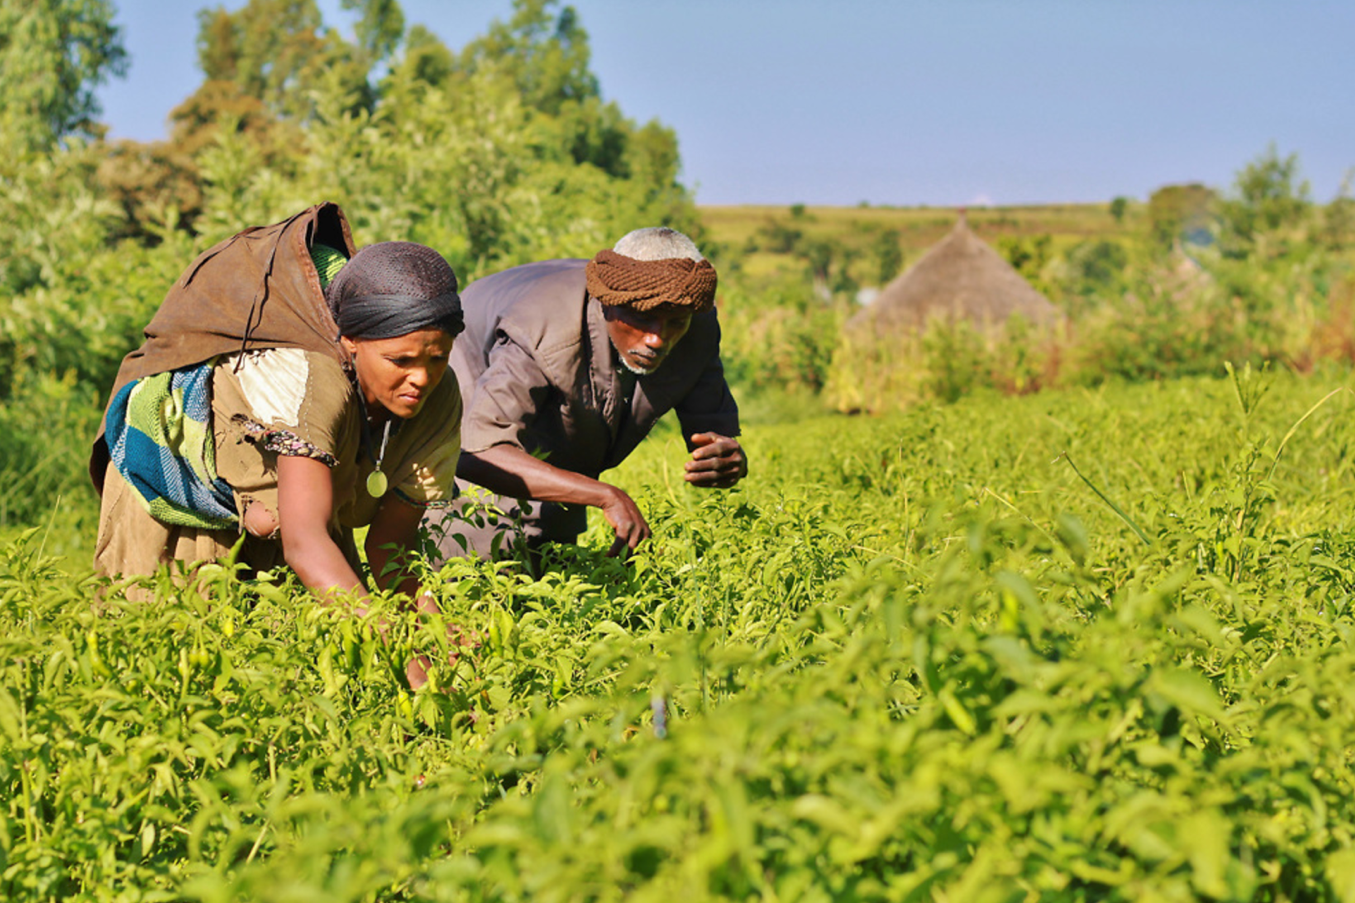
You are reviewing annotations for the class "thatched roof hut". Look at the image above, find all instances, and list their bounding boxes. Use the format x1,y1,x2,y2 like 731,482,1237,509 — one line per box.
847,213,1061,334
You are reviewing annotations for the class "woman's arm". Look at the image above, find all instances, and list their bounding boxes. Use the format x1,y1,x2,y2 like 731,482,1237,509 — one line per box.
276,454,367,598
280,456,451,691
368,495,471,691
366,496,431,608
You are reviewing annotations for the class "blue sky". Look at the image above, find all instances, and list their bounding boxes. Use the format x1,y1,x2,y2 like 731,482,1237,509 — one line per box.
97,1,1355,208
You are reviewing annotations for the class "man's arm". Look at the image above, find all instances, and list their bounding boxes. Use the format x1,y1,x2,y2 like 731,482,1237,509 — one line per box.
459,332,652,556
671,319,747,489
458,445,650,556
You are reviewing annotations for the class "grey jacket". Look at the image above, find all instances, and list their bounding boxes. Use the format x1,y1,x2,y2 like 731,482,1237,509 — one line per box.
440,258,739,552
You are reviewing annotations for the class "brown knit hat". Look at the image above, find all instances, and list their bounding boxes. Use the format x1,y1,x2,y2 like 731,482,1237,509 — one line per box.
584,249,718,313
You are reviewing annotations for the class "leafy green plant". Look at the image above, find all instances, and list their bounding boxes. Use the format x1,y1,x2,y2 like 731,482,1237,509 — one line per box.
8,370,1355,900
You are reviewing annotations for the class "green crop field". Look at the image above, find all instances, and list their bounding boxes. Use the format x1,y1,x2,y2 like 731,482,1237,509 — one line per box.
5,3,1354,898
9,365,1355,901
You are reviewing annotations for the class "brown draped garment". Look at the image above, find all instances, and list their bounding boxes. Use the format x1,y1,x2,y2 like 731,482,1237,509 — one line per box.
90,202,357,492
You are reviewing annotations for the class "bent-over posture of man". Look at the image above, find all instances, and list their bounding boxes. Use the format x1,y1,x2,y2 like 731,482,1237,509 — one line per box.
428,227,748,561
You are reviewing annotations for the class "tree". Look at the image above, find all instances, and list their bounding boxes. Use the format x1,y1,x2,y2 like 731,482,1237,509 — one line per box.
0,1,126,296
456,0,598,116
999,233,1051,277
94,0,695,267
800,237,857,297
343,0,403,65
0,0,128,152
759,219,802,254
454,0,655,180
1109,196,1129,223
97,138,203,243
619,119,697,231
1146,183,1214,251
189,0,378,126
1323,170,1354,250
382,23,454,90
167,78,280,158
1217,145,1311,256
142,0,393,239
871,228,903,285
1061,239,1128,303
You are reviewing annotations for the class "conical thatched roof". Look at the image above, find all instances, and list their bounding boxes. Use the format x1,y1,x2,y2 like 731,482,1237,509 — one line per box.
847,213,1061,334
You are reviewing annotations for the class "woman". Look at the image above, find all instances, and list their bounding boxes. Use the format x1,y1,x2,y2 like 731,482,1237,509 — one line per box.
91,203,463,629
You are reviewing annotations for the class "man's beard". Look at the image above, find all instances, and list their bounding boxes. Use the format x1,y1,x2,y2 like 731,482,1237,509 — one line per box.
611,339,662,376
618,354,659,376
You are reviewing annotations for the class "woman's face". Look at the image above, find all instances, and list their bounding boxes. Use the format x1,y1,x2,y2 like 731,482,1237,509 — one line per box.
341,328,455,420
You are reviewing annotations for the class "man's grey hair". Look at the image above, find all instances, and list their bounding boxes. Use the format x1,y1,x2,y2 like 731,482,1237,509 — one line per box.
613,227,704,262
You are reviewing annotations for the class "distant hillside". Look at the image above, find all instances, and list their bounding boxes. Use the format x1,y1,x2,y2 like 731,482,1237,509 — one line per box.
698,202,1139,286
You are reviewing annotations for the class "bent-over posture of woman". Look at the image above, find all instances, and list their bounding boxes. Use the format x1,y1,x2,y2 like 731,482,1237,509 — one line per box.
91,204,463,647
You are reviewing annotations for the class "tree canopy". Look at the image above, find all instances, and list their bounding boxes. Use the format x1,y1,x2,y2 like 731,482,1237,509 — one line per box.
70,0,697,271
0,0,128,152
1217,144,1312,257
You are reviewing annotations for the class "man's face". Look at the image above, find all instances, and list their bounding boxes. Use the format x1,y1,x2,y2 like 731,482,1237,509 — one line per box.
603,304,693,375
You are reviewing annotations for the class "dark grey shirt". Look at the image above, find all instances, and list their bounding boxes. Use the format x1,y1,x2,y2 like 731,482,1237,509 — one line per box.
443,258,739,548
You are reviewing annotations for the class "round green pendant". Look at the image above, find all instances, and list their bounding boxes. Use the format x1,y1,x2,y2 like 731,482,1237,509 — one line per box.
366,470,389,498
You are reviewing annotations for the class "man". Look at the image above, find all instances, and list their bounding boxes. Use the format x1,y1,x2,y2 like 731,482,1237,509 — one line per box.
428,227,747,561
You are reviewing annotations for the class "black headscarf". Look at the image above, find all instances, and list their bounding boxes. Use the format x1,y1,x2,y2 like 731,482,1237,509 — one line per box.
327,241,463,340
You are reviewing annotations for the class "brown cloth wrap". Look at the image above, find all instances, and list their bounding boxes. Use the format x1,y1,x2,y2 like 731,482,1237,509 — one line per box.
89,202,357,492
584,249,717,313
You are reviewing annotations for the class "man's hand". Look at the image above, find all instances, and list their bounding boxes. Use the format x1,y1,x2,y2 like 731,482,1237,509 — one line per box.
600,484,651,557
684,432,748,489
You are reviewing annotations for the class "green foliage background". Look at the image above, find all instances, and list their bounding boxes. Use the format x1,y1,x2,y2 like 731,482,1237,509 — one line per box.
6,2,1355,898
